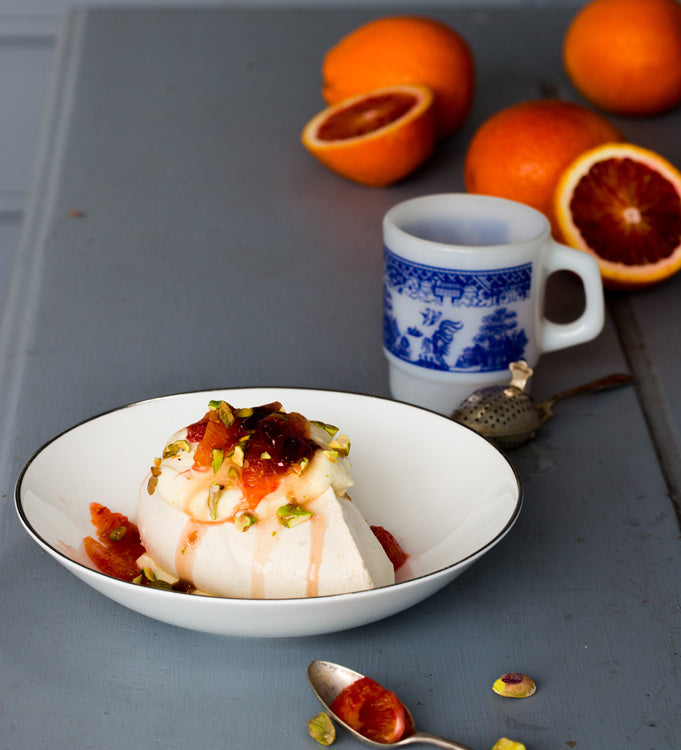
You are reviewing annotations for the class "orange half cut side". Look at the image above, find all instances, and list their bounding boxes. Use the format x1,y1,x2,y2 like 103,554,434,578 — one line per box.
554,142,681,290
301,84,436,187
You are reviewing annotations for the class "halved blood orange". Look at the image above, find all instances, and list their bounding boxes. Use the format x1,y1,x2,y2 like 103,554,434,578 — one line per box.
554,143,681,290
301,84,436,187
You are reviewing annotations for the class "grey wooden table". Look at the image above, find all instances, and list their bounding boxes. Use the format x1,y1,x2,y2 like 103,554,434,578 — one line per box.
1,6,679,749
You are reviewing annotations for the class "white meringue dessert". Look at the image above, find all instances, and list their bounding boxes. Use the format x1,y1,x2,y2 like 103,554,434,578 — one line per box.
136,400,396,598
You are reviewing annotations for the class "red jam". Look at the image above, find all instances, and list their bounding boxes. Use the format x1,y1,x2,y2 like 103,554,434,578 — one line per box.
186,401,318,507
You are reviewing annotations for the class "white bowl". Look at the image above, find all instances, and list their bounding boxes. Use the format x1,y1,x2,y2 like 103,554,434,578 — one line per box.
15,388,522,638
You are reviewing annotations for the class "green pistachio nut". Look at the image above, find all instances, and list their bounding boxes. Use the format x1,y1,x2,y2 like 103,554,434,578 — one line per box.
208,482,223,520
145,579,174,591
109,526,127,541
218,402,235,427
493,673,536,698
234,512,257,532
163,439,190,459
311,420,339,437
328,434,350,456
208,400,235,427
492,739,526,750
307,713,336,746
277,504,312,528
232,445,245,468
211,448,224,473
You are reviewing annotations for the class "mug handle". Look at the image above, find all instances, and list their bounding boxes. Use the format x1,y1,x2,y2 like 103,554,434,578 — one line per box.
540,240,605,353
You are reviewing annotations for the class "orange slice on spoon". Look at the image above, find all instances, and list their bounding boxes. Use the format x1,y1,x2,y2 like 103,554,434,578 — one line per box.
554,142,681,290
301,84,436,187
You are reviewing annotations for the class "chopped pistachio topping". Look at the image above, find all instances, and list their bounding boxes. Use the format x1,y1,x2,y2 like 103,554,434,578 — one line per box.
133,570,173,591
234,512,257,532
231,444,245,467
228,466,240,481
307,713,336,746
311,420,338,437
208,399,235,426
109,526,127,541
162,439,190,459
328,434,350,455
211,448,224,473
298,456,310,473
208,482,223,520
146,579,174,591
260,451,272,460
322,449,339,463
277,504,312,528
218,402,235,427
236,407,253,418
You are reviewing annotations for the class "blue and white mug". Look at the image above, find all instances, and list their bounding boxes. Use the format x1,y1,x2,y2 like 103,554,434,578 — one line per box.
383,194,605,415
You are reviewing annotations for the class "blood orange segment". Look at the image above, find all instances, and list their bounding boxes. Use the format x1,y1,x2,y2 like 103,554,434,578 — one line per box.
301,84,436,187
554,143,681,290
193,415,231,469
371,525,408,570
330,676,410,744
84,503,146,581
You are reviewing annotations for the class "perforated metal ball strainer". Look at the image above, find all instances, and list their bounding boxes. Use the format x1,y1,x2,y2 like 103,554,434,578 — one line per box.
452,361,634,449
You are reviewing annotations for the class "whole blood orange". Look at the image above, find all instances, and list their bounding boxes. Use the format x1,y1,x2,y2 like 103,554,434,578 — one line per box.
322,16,474,137
563,0,681,116
464,99,623,234
301,84,436,187
554,143,681,290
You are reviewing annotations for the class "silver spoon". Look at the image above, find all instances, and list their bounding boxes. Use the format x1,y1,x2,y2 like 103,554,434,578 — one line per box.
451,361,634,450
307,660,475,749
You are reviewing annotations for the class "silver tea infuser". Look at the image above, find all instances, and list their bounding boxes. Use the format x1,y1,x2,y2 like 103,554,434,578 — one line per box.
452,361,634,449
